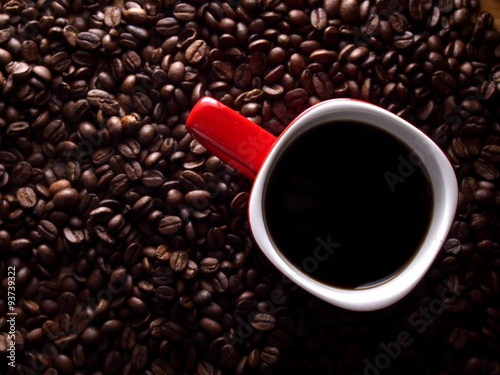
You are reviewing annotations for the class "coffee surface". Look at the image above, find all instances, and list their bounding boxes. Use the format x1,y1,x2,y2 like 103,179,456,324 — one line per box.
264,121,434,288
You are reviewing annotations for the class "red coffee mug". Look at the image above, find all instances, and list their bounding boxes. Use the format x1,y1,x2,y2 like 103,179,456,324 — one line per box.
186,96,458,311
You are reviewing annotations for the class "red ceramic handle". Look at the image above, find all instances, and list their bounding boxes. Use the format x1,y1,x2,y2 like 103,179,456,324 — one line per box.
186,97,277,180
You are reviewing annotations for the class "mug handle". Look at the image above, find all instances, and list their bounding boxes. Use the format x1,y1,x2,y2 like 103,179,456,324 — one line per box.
186,97,277,180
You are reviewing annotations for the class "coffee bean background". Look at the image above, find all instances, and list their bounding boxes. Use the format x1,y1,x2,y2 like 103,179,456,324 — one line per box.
1,0,500,374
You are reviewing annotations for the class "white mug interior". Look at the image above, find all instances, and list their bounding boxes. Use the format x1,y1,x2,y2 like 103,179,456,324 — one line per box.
248,99,458,311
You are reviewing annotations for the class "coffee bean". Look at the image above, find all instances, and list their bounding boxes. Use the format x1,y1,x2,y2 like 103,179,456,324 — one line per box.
156,18,180,36
220,344,239,367
200,317,223,337
159,216,183,235
250,313,276,331
109,174,130,195
180,170,205,190
121,326,137,351
142,170,165,188
50,52,71,72
432,70,457,94
77,31,101,50
52,188,79,210
169,250,188,272
104,6,121,27
152,267,175,286
211,271,229,293
152,359,175,375
104,351,122,374
448,327,469,350
16,187,37,208
54,354,75,375
260,346,280,365
155,286,176,303
130,343,148,369
473,159,499,181
230,192,249,215
197,361,215,375
173,3,196,21
283,88,308,108
339,0,359,23
311,8,327,30
163,321,185,341
123,7,147,24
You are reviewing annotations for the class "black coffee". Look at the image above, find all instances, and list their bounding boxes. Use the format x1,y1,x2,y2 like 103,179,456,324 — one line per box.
264,121,434,289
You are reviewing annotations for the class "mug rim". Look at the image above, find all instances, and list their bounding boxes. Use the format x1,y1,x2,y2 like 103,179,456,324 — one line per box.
248,98,458,311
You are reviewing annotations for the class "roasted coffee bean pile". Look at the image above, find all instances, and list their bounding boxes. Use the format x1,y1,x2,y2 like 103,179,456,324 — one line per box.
1,0,500,374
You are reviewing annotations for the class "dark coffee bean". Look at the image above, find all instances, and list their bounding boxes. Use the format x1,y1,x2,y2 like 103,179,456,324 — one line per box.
185,39,208,64
448,327,469,350
184,190,210,209
313,72,334,100
155,286,176,303
473,159,499,181
124,161,143,181
159,215,183,235
77,31,101,50
104,351,122,374
211,271,229,293
260,346,280,365
393,31,415,50
152,267,175,286
142,170,165,188
128,296,147,316
121,326,137,351
230,192,249,215
52,188,79,210
132,196,155,217
123,7,147,24
250,313,276,331
200,317,223,337
43,119,66,144
263,84,284,98
173,3,196,21
50,52,71,72
163,321,185,341
109,174,130,195
182,260,198,280
212,61,233,81
39,282,61,299
16,187,37,208
193,289,212,306
152,359,175,375
432,70,457,94
0,47,12,65
54,354,75,375
339,0,359,23
56,291,77,314
197,361,215,375
118,138,141,159
180,170,205,190
156,18,180,36
283,88,308,108
443,238,461,254
169,250,188,272
234,63,252,88
11,161,31,185
63,227,85,245
220,344,239,367
42,320,62,342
